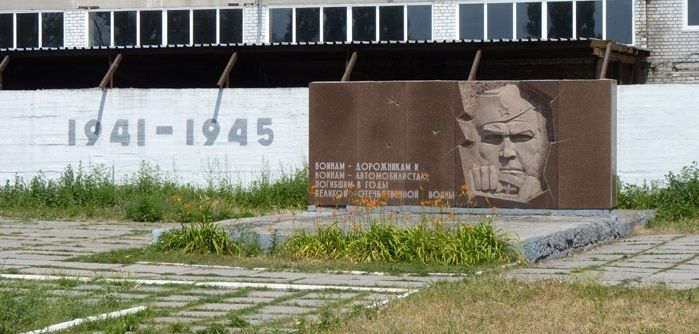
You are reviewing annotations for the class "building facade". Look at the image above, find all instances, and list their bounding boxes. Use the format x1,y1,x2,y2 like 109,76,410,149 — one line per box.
0,0,697,82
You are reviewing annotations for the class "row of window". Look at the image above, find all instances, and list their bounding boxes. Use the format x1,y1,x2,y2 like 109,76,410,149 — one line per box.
0,12,63,48
89,9,243,47
269,5,432,43
0,1,646,49
459,0,633,44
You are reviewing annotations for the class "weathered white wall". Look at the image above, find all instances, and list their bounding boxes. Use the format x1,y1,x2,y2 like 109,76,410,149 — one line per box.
0,84,696,187
0,88,308,186
617,84,699,184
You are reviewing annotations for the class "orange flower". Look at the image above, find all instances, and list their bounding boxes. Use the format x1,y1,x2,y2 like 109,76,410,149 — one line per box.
460,184,470,194
421,172,430,182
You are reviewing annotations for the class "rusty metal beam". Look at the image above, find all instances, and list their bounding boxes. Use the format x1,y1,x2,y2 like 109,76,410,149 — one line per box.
468,49,482,81
598,41,613,79
217,52,239,88
99,54,122,90
341,51,358,82
0,55,10,90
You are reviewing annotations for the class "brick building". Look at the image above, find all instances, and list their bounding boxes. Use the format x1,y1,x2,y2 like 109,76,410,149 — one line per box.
0,0,697,83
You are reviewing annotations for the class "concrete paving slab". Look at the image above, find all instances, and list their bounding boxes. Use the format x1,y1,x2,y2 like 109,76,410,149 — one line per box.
157,295,201,302
176,310,229,318
247,290,294,299
151,301,190,308
279,298,331,307
259,305,310,315
194,303,252,312
224,297,274,304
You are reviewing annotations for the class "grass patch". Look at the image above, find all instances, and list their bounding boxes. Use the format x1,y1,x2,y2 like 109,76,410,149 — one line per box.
307,275,699,333
618,162,699,233
0,162,307,222
0,280,133,334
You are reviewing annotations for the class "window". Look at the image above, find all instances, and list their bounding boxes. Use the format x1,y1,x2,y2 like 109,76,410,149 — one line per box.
16,13,39,48
547,1,572,38
140,11,162,46
408,5,431,40
0,14,12,48
516,3,541,39
114,11,137,46
380,6,403,41
296,8,320,42
577,1,602,39
167,10,190,44
353,7,376,41
220,9,243,43
89,12,111,46
607,0,633,43
324,7,347,42
690,0,699,26
193,9,216,44
42,12,64,47
488,3,513,39
459,4,484,40
270,8,292,42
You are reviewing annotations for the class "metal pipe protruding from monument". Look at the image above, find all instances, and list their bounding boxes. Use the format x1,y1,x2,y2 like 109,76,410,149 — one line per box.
342,51,358,82
99,54,123,90
217,52,239,88
599,41,613,79
0,55,10,90
468,49,482,81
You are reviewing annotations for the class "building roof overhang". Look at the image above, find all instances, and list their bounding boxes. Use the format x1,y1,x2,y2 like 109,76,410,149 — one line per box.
0,38,650,90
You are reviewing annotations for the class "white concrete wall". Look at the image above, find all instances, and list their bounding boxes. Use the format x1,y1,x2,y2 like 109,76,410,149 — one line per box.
0,88,308,186
617,84,699,184
0,85,696,187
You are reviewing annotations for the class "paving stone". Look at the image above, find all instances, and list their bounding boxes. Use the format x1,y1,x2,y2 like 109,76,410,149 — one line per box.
360,293,400,302
194,303,252,312
151,301,189,308
185,288,239,296
539,260,607,269
152,316,199,324
243,313,291,325
302,292,358,300
107,292,149,299
157,295,201,302
224,297,273,304
279,298,330,307
176,310,228,318
131,285,172,293
259,305,311,315
246,290,294,299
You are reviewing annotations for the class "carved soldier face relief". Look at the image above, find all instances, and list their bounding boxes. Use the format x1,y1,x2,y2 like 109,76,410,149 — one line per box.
470,84,550,202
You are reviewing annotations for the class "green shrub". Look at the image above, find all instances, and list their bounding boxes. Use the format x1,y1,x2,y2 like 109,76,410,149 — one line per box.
157,222,260,256
124,194,165,222
279,222,518,267
618,162,699,222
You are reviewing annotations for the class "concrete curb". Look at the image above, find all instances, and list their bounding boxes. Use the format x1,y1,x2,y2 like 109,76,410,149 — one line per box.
520,210,655,262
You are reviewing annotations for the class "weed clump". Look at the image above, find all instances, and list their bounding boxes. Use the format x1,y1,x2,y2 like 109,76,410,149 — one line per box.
618,162,699,230
278,221,518,267
0,162,307,222
157,222,261,256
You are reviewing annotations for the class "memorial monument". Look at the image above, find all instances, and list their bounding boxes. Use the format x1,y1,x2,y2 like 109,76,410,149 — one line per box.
309,80,616,209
